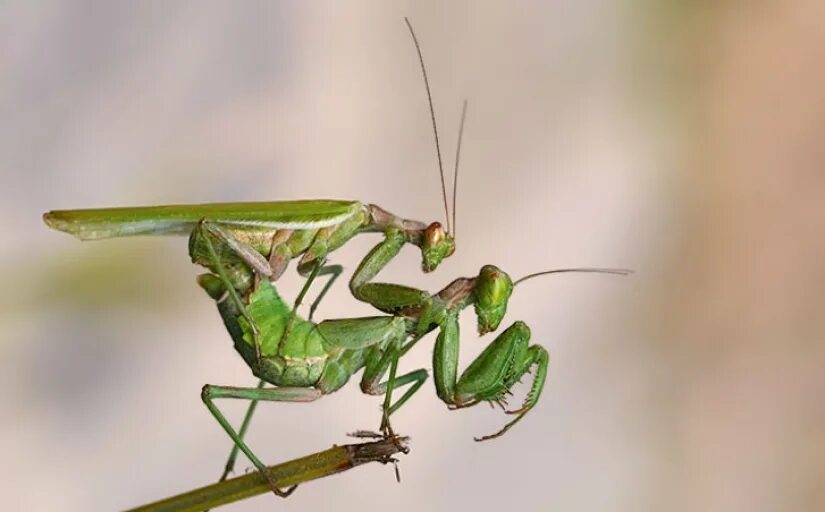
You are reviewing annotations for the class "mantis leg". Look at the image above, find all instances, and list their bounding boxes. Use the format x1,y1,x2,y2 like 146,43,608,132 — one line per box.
305,264,343,321
277,257,325,352
216,379,265,482
199,221,272,277
360,332,429,434
196,221,264,361
348,228,405,300
315,316,426,433
348,232,437,334
201,384,321,497
433,318,549,442
279,259,343,344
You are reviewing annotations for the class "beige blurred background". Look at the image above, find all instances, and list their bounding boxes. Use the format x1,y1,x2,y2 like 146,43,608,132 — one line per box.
3,1,824,511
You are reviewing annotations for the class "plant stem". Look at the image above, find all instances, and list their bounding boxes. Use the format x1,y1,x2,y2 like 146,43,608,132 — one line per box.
126,437,409,512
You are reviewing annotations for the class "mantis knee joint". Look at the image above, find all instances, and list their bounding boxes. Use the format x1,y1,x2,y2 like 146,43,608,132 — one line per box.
201,384,213,402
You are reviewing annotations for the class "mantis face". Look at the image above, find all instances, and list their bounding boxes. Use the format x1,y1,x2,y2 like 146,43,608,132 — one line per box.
473,265,514,334
421,222,456,272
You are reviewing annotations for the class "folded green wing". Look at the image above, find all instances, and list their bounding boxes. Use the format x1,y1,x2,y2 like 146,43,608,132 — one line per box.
43,200,362,240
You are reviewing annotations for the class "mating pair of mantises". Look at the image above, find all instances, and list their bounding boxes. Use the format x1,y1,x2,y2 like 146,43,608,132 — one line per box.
43,19,629,499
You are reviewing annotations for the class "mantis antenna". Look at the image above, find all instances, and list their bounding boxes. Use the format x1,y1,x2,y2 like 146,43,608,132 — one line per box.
452,99,468,239
514,268,633,287
404,17,451,235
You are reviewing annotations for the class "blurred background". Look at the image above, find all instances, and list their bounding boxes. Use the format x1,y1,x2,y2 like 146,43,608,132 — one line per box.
3,1,824,510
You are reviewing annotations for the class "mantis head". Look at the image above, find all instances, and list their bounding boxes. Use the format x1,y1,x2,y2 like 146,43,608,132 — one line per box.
421,222,456,272
473,265,514,334
471,266,632,335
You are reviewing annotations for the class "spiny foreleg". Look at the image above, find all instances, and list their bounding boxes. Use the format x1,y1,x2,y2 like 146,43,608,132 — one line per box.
433,318,549,441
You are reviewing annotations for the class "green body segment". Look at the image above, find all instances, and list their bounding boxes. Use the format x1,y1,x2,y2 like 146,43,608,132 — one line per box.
211,276,405,394
43,200,363,240
236,280,328,388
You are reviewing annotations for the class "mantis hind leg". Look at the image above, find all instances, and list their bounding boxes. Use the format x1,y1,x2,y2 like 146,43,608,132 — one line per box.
217,379,265,482
201,384,321,497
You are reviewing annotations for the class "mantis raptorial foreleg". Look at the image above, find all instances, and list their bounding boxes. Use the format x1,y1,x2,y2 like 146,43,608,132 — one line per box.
349,237,440,336
197,221,265,360
433,317,549,441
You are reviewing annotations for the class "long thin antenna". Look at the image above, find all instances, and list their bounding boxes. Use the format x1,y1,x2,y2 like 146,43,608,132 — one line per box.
452,99,468,239
404,17,450,234
514,268,633,286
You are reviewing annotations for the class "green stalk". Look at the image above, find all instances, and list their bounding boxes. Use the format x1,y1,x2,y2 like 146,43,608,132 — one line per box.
126,437,409,512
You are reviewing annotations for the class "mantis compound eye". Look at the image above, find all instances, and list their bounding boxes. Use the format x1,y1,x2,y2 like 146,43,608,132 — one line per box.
474,265,514,334
421,222,455,272
425,222,445,245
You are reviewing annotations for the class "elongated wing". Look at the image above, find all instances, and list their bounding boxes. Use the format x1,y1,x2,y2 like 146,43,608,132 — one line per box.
43,200,362,240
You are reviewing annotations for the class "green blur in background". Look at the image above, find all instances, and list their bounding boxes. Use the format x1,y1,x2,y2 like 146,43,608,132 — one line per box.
3,1,824,511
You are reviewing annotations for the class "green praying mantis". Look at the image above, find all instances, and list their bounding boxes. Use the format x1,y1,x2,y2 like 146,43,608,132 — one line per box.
42,18,631,501
45,187,629,502
190,220,629,496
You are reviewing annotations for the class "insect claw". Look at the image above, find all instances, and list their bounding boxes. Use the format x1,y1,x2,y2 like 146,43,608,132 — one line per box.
504,403,530,415
218,462,234,482
259,468,298,498
270,483,298,498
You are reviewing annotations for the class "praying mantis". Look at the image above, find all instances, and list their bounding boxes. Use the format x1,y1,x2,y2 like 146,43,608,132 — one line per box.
41,17,632,502
190,218,629,497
